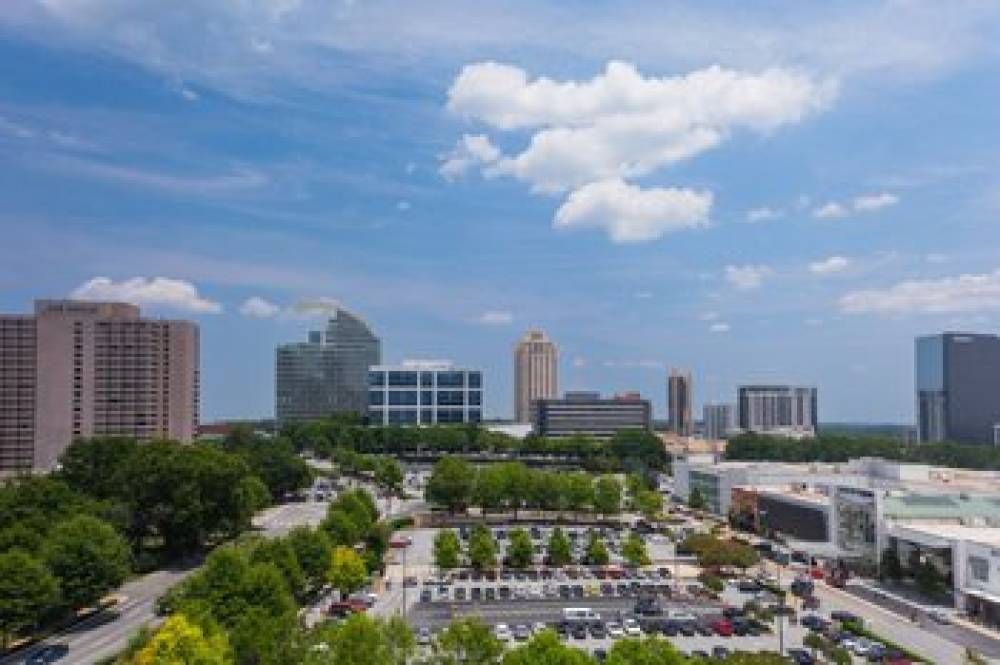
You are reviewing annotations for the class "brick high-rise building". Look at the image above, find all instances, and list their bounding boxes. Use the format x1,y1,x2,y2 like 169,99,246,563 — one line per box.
514,329,558,423
0,300,199,475
668,368,693,436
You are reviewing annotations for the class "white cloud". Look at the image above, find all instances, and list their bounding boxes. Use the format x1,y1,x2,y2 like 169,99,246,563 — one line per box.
745,207,783,223
724,264,771,291
239,296,280,318
443,60,832,243
396,200,411,211
553,178,711,243
698,311,719,321
288,297,341,318
809,255,852,275
71,276,221,313
813,201,849,219
839,270,1000,315
448,61,834,193
572,356,587,368
478,310,513,325
633,291,653,300
805,317,823,327
925,253,949,264
709,322,731,333
439,134,501,180
853,191,898,212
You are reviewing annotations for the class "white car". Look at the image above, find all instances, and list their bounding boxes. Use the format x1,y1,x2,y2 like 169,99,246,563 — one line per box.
532,622,548,635
623,619,642,636
607,622,625,639
494,624,513,642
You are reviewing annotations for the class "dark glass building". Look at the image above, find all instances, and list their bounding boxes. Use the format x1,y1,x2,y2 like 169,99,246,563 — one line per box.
916,332,1000,444
532,391,652,438
368,361,482,425
275,308,381,423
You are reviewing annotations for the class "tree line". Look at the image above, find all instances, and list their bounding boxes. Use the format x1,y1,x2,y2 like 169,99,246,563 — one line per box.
115,611,790,665
0,433,312,649
425,458,627,517
283,415,669,476
726,432,1000,470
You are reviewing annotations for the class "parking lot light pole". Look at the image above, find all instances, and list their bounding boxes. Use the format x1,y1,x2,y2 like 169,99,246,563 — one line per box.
402,544,408,620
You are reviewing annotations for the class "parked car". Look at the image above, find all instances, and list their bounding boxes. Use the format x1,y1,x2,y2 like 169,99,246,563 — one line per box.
494,624,513,641
623,618,642,636
607,622,625,639
710,619,733,637
786,648,815,664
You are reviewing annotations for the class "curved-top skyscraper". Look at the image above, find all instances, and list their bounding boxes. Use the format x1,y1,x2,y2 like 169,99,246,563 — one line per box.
276,307,381,423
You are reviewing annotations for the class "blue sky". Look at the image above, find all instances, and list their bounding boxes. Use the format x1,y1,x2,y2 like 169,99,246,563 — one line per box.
2,1,1000,424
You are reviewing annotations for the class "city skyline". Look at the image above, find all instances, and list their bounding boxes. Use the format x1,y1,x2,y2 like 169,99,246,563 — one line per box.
4,4,1000,423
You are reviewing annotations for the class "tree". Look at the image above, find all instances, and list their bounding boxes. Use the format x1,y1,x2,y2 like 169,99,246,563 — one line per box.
687,487,707,511
622,533,651,567
249,537,306,601
564,473,593,518
606,636,684,665
58,436,137,501
433,530,462,571
375,458,404,498
593,476,622,517
133,613,233,665
635,490,663,519
503,630,592,665
328,546,367,600
584,533,609,566
474,465,508,514
0,550,60,648
426,457,474,513
965,648,990,665
303,613,414,665
287,527,333,592
432,617,504,665
546,528,573,567
43,514,131,610
234,476,271,530
828,646,852,665
507,528,534,569
468,525,497,570
804,631,825,657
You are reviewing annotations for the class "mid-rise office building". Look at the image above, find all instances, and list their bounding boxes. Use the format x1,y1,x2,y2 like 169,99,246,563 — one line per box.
533,391,652,438
737,384,817,436
368,361,482,425
667,368,693,436
916,332,1000,445
703,402,736,440
514,329,558,423
0,300,199,475
275,307,380,423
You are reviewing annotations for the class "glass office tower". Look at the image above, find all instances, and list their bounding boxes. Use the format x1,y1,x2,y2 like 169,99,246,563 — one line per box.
916,333,1000,444
275,308,381,423
368,361,482,425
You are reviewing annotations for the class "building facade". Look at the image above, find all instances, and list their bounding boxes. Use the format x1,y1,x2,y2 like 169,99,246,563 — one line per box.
532,391,652,438
703,402,736,440
0,300,199,475
738,384,817,436
667,368,693,436
514,329,558,423
368,361,482,426
916,332,1000,444
275,307,380,423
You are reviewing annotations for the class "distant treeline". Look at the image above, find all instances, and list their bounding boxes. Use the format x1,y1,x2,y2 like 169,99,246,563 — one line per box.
725,432,1000,470
281,415,670,475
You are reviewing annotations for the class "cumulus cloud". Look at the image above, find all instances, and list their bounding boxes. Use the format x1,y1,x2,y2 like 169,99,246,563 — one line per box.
239,296,280,318
809,255,852,275
478,310,514,325
813,201,849,219
724,264,771,291
444,60,833,242
553,178,711,243
839,270,1000,315
439,134,501,180
709,322,731,333
853,191,898,212
288,297,341,317
71,277,221,313
745,206,783,223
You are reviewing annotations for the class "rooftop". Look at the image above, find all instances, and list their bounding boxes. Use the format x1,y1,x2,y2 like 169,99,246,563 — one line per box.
887,522,1000,549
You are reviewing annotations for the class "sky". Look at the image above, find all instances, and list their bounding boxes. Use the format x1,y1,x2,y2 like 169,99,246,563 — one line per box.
2,1,1000,424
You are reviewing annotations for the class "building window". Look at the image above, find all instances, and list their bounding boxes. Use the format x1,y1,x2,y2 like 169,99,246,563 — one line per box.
420,390,434,406
388,371,418,387
469,391,482,406
437,390,465,406
437,408,465,423
388,409,418,424
437,372,464,387
388,390,418,406
969,556,990,583
369,391,384,406
421,409,434,424
469,372,482,388
421,372,434,387
369,371,385,387
469,409,482,422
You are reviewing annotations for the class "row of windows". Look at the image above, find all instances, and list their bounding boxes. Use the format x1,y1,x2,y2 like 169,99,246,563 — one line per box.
368,389,482,407
368,407,482,425
369,371,482,388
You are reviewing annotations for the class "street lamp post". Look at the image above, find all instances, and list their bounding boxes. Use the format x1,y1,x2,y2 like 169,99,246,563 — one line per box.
402,544,408,620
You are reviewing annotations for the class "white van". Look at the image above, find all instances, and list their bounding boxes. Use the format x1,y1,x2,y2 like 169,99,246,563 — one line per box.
562,607,600,622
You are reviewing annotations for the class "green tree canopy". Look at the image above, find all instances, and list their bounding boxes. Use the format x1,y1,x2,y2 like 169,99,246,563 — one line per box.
43,514,131,610
426,457,474,513
133,612,233,665
0,550,60,648
622,533,651,567
506,528,534,569
328,546,367,600
584,532,609,566
502,630,593,665
287,527,333,591
468,525,497,570
606,637,685,665
546,527,573,567
431,617,503,665
593,476,622,517
433,529,462,571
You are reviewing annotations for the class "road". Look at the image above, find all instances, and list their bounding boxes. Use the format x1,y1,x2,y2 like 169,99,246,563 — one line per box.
0,499,335,665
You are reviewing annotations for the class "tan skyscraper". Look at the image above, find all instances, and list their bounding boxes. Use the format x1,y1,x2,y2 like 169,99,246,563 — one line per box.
667,368,693,436
514,329,558,423
0,300,199,475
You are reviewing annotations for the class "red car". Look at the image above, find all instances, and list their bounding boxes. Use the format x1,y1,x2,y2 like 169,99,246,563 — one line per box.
327,601,366,617
710,619,733,637
390,536,413,549
809,568,825,580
